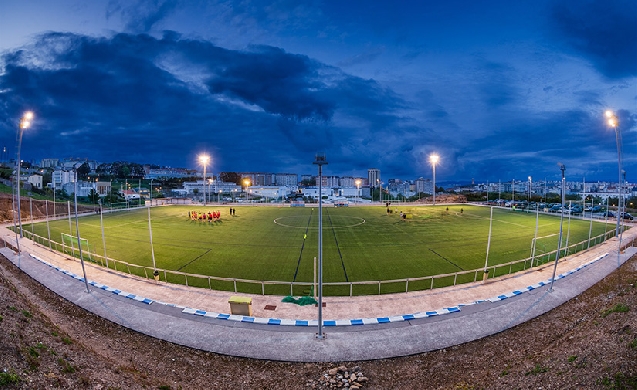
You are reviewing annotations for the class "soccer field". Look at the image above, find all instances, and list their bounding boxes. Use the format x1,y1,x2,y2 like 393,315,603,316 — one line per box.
27,204,614,295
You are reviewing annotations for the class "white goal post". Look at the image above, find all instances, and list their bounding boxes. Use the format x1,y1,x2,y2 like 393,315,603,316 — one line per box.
61,233,93,261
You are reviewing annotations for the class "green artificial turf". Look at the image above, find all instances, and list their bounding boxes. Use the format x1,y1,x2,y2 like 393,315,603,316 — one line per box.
24,204,615,295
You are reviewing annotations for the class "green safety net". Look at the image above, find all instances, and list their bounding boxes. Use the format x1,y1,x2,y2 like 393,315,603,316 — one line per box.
282,286,318,306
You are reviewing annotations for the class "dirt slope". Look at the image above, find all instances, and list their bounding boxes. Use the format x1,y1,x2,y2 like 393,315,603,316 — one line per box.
1,253,636,389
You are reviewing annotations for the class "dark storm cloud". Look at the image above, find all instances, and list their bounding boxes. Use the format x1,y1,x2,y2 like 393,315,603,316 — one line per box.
0,31,410,172
207,45,335,121
550,0,637,79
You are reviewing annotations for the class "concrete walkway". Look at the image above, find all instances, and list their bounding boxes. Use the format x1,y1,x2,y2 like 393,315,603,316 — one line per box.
1,225,635,362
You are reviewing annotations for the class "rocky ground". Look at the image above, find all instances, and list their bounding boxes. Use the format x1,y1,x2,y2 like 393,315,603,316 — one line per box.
0,251,636,389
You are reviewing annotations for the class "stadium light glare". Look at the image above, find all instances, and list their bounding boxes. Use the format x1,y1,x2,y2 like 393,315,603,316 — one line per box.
355,179,361,204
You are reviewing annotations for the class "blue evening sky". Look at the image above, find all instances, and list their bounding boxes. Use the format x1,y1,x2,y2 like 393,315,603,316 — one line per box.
0,0,635,182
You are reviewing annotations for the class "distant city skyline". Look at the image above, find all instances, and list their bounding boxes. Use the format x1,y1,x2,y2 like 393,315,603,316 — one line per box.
14,154,636,189
1,1,635,182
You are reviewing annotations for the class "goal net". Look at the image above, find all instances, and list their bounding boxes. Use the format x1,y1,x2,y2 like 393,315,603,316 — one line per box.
61,233,93,261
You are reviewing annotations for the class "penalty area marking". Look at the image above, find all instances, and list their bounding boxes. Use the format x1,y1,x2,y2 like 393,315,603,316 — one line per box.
274,215,365,229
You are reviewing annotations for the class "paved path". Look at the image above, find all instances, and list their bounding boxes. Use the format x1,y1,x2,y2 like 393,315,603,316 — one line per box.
1,226,635,362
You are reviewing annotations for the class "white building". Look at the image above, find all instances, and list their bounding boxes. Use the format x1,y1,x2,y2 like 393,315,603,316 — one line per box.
27,174,43,189
301,187,336,199
39,158,59,168
334,187,359,198
274,173,298,186
182,180,241,195
368,168,381,188
247,186,292,201
62,180,96,197
51,170,75,189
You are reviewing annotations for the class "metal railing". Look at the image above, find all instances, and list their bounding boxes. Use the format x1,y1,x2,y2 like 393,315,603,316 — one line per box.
11,227,630,297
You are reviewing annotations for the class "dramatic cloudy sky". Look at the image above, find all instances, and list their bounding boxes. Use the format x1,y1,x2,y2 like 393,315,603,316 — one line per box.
0,0,635,182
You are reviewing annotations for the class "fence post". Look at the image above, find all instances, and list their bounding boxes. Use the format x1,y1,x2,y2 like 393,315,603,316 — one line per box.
453,273,458,286
405,279,409,293
262,282,264,295
430,276,434,290
378,281,381,295
208,277,211,289
290,283,293,296
185,275,188,287
350,283,353,297
233,279,237,292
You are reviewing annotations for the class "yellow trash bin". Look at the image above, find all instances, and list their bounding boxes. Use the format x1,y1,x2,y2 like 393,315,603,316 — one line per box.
228,295,253,316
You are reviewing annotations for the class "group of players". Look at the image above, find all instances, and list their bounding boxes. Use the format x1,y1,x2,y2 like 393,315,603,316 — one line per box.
189,210,222,221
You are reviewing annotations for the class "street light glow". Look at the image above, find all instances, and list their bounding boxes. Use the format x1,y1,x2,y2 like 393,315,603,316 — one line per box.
198,154,210,164
20,111,34,129
429,154,439,164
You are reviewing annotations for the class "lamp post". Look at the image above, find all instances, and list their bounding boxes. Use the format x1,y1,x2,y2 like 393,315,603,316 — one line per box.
606,110,623,268
430,154,439,205
73,169,91,293
376,179,380,203
355,179,361,204
527,176,532,213
313,153,327,340
15,111,33,239
198,154,210,206
512,179,515,205
549,163,566,292
149,179,154,206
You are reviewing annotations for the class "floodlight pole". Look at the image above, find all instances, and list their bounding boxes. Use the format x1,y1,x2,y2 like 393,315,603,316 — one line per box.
14,110,35,259
73,169,91,293
15,114,29,239
98,199,108,268
313,153,327,340
202,162,207,206
606,110,623,268
587,196,593,249
549,164,566,292
430,154,439,205
512,179,515,204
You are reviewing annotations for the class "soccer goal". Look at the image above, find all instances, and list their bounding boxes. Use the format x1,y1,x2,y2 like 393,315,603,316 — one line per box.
61,233,93,261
